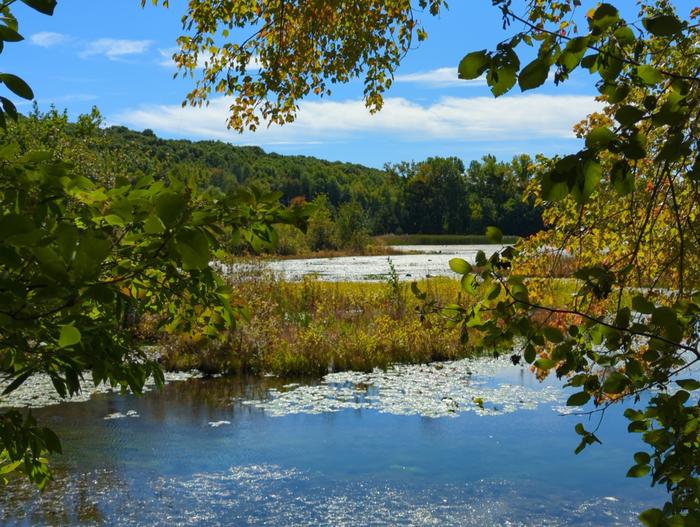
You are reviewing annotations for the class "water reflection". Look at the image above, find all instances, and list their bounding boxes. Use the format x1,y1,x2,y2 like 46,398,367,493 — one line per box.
1,359,663,526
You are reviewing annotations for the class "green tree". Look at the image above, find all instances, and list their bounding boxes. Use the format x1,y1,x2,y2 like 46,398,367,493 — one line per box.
465,155,541,236
306,194,337,251
0,0,300,487
335,201,370,251
404,157,467,234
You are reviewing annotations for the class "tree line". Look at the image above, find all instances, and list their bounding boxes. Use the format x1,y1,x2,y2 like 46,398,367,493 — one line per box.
7,105,542,239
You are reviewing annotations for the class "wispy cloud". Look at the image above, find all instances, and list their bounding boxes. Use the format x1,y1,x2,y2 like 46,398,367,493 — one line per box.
395,67,485,87
30,31,70,48
81,38,153,60
114,94,602,146
157,47,179,68
40,93,99,104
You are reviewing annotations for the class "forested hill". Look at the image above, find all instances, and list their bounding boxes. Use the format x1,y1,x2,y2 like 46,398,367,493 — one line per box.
103,126,388,208
11,108,543,237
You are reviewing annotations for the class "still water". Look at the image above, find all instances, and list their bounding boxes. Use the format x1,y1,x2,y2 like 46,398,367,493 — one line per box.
1,357,662,526
266,245,506,281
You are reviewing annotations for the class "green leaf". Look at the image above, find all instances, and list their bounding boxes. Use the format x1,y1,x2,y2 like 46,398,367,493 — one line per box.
636,65,662,85
624,408,645,421
487,66,517,97
541,172,568,202
643,14,682,37
144,214,166,234
0,26,24,42
534,358,556,370
656,133,687,163
461,273,476,294
156,193,187,227
485,226,502,243
58,325,81,348
615,105,645,126
626,464,650,478
634,451,651,464
524,345,536,364
558,37,589,71
175,228,210,270
589,3,619,32
41,427,62,454
458,50,489,80
55,223,78,262
622,132,647,160
585,127,616,149
104,214,125,227
566,391,591,406
598,55,623,82
572,160,602,204
580,54,597,70
651,306,676,327
611,160,634,195
0,73,34,100
632,295,655,314
518,57,550,91
607,83,630,103
639,509,664,527
613,25,635,45
602,372,627,394
20,0,57,15
0,96,18,120
1,370,33,396
449,257,472,275
543,326,564,343
487,282,501,300
676,379,700,391
487,47,519,97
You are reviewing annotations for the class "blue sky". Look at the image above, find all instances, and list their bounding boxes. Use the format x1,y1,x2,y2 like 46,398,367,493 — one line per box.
6,1,695,167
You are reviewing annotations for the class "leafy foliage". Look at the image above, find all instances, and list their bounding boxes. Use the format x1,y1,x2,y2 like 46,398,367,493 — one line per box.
147,0,700,522
0,1,301,487
431,2,700,524
145,0,447,131
8,111,543,239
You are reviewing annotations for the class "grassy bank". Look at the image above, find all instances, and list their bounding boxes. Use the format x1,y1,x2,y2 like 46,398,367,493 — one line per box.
375,234,520,245
152,269,577,377
154,272,469,376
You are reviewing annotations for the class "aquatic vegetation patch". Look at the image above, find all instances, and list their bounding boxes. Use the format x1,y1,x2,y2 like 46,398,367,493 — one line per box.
0,371,203,409
103,410,140,420
207,421,231,427
243,356,562,418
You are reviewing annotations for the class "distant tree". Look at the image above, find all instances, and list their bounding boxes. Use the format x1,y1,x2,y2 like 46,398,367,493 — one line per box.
335,201,370,251
306,194,337,251
404,157,467,234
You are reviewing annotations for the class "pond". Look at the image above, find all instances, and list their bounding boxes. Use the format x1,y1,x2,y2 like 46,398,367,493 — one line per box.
266,244,506,281
0,356,662,526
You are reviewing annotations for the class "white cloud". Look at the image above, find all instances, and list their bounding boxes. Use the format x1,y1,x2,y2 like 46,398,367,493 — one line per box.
81,38,153,60
114,94,602,146
158,47,261,70
30,32,69,48
395,67,485,87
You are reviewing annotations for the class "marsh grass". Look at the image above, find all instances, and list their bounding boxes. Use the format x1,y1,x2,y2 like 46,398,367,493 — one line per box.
157,268,475,376
152,262,579,377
